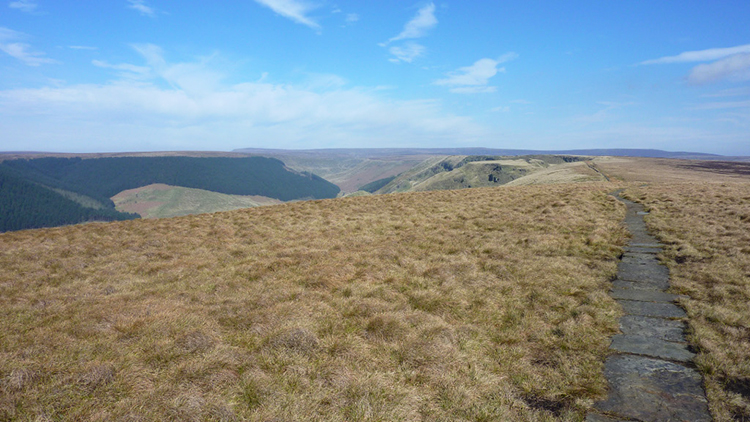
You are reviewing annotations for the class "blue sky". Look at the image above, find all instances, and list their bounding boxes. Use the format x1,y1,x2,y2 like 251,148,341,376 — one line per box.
1,1,749,155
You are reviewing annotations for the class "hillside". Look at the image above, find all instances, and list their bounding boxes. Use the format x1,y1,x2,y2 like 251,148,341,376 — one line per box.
373,155,595,194
1,181,628,420
0,166,138,232
233,148,739,192
0,156,339,232
112,184,282,219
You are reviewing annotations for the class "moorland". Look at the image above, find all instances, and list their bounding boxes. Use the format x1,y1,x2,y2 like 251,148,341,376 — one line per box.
0,154,749,421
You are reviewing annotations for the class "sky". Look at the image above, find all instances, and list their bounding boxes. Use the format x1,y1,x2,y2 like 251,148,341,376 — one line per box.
1,1,749,155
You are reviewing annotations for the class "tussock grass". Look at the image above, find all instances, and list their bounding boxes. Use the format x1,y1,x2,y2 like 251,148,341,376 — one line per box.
624,183,750,421
0,183,626,421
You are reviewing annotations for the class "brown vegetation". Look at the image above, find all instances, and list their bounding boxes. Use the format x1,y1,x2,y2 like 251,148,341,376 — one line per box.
596,156,750,421
623,183,750,421
0,183,626,421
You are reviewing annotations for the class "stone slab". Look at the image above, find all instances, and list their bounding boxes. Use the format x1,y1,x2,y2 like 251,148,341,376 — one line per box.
593,355,711,422
617,261,670,283
612,278,670,291
610,288,679,303
619,315,686,342
610,335,694,362
629,243,663,249
624,246,662,254
621,253,660,265
618,300,687,318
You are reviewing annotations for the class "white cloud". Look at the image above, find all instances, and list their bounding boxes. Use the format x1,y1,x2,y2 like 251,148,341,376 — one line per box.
253,0,321,30
8,0,37,13
641,44,750,65
127,0,156,17
434,54,517,93
0,45,488,152
345,13,359,23
642,44,750,85
387,3,437,43
69,45,98,51
388,42,424,63
0,27,57,66
688,53,750,84
93,59,151,78
0,26,21,40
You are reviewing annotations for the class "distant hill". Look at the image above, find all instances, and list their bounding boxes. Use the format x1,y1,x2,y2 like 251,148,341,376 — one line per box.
233,147,732,193
0,156,339,232
234,147,727,160
372,155,594,194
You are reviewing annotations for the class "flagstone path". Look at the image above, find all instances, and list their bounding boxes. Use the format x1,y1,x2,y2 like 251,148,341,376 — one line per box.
586,191,712,421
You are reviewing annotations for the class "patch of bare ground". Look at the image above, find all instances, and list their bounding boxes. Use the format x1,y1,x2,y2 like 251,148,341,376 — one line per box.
622,182,750,421
0,183,627,421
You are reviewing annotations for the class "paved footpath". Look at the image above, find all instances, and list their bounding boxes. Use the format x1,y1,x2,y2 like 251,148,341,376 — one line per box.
586,191,712,422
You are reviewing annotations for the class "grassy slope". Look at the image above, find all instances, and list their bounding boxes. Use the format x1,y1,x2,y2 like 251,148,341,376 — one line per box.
505,161,603,186
0,183,626,421
111,184,282,219
598,158,750,422
376,156,600,194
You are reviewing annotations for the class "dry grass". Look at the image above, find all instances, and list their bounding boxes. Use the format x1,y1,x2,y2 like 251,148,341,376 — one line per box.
0,183,626,421
623,182,750,421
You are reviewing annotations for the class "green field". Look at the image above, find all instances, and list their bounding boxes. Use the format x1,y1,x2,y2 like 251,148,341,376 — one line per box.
112,184,282,219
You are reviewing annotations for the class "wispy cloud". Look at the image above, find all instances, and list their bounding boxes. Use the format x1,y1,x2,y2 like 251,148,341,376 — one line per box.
93,59,151,78
345,13,359,23
0,45,487,151
387,3,437,44
388,42,425,63
641,44,750,65
434,53,518,94
69,45,98,51
253,0,321,30
641,44,750,85
8,0,37,13
127,0,155,17
0,27,57,66
688,53,750,84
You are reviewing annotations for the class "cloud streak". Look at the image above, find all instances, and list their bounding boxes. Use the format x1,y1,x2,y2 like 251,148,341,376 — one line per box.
127,0,156,17
253,0,320,30
642,44,750,85
8,0,37,13
0,27,57,66
434,53,518,93
388,3,437,43
388,42,425,63
641,44,750,65
688,53,750,84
